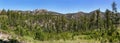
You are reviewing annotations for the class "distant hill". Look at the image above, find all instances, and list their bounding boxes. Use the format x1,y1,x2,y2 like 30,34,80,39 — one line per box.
1,9,119,18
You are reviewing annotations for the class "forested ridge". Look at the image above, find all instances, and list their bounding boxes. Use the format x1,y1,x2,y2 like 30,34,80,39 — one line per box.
0,2,120,43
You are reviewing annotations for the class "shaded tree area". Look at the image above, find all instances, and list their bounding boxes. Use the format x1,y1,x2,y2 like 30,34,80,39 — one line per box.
0,39,19,43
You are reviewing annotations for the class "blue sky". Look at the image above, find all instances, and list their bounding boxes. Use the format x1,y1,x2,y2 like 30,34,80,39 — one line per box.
0,0,120,13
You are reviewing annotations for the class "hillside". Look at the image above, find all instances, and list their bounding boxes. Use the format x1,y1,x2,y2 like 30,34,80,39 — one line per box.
0,8,120,43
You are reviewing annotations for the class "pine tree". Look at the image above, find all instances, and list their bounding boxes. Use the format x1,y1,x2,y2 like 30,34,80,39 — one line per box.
111,1,119,28
105,9,112,29
96,9,103,29
112,1,117,13
90,10,97,29
0,9,7,15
